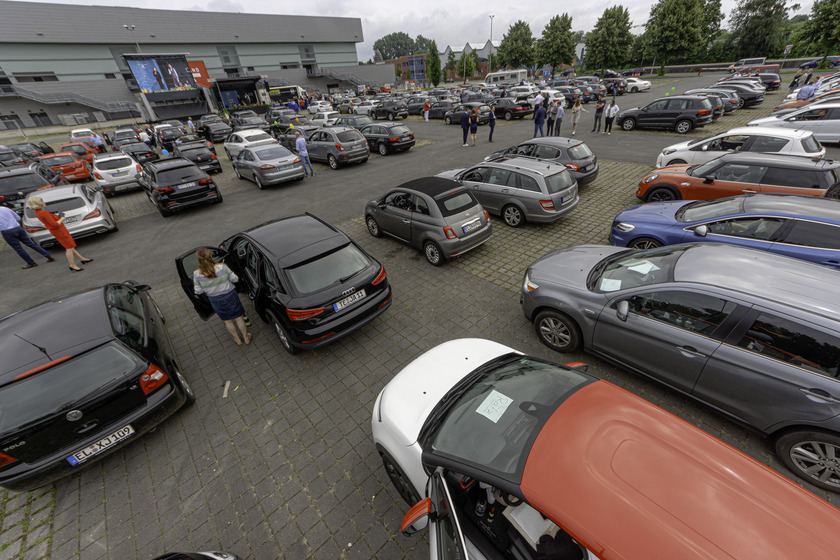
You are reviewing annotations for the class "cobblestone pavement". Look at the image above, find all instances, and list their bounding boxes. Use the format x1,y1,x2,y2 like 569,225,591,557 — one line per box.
1,77,839,560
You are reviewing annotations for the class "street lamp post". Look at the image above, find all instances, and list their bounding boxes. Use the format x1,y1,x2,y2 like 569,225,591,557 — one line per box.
489,15,495,75
123,24,141,52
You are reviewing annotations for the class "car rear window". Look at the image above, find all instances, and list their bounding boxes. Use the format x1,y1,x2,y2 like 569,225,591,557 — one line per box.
253,146,292,159
244,132,273,142
64,146,86,155
567,143,593,159
285,243,371,295
47,155,77,166
544,170,575,193
115,131,135,139
160,129,181,139
156,165,204,185
388,125,412,136
0,173,50,193
801,135,823,153
337,131,364,143
24,196,85,218
0,343,143,435
95,157,132,170
181,147,212,158
437,190,478,217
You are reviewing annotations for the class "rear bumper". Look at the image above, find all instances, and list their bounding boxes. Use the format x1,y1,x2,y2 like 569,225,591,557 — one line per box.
387,139,415,151
440,223,492,258
337,150,369,165
526,194,580,223
97,177,143,193
29,215,117,246
157,188,221,212
575,163,599,187
258,164,305,184
197,161,222,173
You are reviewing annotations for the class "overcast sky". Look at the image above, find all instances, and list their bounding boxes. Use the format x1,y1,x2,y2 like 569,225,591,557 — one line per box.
17,0,813,62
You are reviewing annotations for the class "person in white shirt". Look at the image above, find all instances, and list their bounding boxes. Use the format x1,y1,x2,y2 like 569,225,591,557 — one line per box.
604,99,620,134
532,92,544,119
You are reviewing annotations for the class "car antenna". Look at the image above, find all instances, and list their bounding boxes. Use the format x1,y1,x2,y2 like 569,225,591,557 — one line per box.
15,333,52,361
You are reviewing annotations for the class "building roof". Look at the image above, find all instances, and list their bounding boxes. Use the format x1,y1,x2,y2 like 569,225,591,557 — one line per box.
0,0,363,44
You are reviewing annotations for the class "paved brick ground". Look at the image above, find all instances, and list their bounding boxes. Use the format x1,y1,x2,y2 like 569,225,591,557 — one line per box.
1,77,839,560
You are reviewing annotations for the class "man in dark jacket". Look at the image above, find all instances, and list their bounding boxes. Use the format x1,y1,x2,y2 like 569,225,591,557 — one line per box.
533,104,546,138
460,110,470,146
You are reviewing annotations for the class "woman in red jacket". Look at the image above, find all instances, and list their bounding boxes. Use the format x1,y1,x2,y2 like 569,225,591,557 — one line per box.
27,197,92,272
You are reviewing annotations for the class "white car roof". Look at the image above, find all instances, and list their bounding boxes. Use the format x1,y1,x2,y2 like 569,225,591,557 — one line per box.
719,126,816,139
24,184,88,203
238,129,271,139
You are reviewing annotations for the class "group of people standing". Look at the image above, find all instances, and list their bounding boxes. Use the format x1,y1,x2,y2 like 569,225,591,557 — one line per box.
532,93,619,138
460,108,496,146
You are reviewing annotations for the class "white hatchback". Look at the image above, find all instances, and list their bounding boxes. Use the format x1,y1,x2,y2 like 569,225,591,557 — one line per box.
307,100,332,114
310,111,340,127
748,102,840,144
354,100,379,115
223,128,278,159
656,126,825,168
92,153,144,196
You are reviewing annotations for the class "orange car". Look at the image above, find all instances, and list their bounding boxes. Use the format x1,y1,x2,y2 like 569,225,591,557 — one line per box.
59,142,98,165
773,88,840,112
39,152,91,182
636,152,840,202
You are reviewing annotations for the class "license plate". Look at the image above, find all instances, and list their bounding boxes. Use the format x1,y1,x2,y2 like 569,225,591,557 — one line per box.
113,170,128,177
281,164,293,170
176,182,197,190
67,424,134,465
63,215,79,224
333,289,366,311
462,219,481,234
200,165,213,169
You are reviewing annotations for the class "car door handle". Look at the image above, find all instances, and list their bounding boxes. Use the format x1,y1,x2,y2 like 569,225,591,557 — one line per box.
801,388,840,405
676,345,706,358
821,260,840,266
742,189,756,194
402,219,410,224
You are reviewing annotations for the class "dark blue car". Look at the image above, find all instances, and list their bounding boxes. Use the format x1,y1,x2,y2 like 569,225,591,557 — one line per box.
609,193,840,269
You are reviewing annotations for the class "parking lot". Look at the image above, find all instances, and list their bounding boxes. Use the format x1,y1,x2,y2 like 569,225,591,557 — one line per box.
2,75,840,560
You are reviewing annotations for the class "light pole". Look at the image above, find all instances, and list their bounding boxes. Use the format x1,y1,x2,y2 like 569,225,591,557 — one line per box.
489,15,495,75
123,24,141,52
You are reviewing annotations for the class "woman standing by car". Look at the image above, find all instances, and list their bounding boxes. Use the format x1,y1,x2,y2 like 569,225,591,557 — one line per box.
192,248,252,345
571,99,588,135
469,109,479,147
27,196,92,272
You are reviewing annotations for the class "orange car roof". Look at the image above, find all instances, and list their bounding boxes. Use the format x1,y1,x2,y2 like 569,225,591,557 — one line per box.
521,380,840,559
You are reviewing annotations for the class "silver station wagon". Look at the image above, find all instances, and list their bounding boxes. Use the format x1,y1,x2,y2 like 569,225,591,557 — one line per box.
520,242,840,492
437,157,579,227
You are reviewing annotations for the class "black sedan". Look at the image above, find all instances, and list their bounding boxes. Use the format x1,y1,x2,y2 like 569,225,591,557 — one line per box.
709,84,764,108
372,101,408,120
489,98,533,120
443,103,492,125
176,214,392,354
138,158,222,217
0,149,27,167
9,142,53,160
428,101,459,120
121,142,160,165
173,142,222,174
199,122,233,143
0,166,59,214
0,282,194,491
359,122,415,155
484,137,600,186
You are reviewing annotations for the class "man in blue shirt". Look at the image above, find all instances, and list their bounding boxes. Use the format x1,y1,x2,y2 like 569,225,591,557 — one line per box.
533,104,546,138
294,130,314,176
0,205,54,269
797,84,817,100
460,110,470,147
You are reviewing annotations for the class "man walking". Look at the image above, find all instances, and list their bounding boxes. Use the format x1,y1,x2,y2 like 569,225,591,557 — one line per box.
423,99,430,122
488,108,496,143
533,103,546,138
0,205,54,269
592,96,606,133
294,130,314,176
460,109,470,146
604,99,619,134
554,102,564,135
546,101,557,136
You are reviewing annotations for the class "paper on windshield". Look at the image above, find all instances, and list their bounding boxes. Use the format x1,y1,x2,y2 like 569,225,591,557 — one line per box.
476,390,513,423
627,261,660,275
600,278,622,292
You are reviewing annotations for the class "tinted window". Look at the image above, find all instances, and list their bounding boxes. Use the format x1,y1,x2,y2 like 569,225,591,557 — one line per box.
46,155,76,165
438,191,478,217
533,145,561,159
337,131,363,143
746,136,789,153
628,291,735,335
737,313,840,377
156,165,204,185
284,243,371,295
594,246,686,293
707,217,784,239
567,144,593,159
389,125,411,135
517,174,541,193
666,99,690,110
715,163,766,184
783,220,840,249
0,173,50,193
677,198,744,222
801,135,823,153
95,157,133,170
181,147,212,158
544,171,575,193
23,196,85,218
0,344,143,434
107,285,145,347
761,168,822,189
646,100,668,111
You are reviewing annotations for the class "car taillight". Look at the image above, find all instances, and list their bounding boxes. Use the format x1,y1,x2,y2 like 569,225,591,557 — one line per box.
139,363,169,395
443,226,457,239
334,143,344,151
24,224,45,232
484,210,490,223
83,209,101,220
540,199,555,210
154,186,174,193
136,164,142,173
210,154,217,159
259,164,274,170
0,451,18,468
287,307,325,321
697,109,710,116
389,137,400,141
94,172,103,180
371,266,387,286
199,177,212,184
565,163,581,172
206,142,213,148
294,157,301,163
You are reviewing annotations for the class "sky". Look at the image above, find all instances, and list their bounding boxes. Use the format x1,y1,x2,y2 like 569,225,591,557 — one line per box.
15,0,813,62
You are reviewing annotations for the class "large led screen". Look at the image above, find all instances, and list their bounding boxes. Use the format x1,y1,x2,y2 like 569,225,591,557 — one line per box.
125,54,199,101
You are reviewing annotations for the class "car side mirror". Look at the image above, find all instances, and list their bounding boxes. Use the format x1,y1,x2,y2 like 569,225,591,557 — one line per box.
616,300,629,322
701,145,708,151
694,224,709,237
401,498,432,536
704,175,715,184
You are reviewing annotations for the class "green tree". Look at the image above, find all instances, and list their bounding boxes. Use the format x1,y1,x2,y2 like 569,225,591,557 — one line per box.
703,0,726,40
535,13,576,76
728,0,789,59
446,50,457,71
426,40,442,86
585,6,634,71
414,35,433,54
799,0,840,56
496,20,535,69
572,30,586,43
645,0,705,64
456,51,477,82
373,32,415,60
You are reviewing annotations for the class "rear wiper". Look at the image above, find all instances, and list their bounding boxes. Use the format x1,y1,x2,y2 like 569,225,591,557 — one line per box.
339,269,364,283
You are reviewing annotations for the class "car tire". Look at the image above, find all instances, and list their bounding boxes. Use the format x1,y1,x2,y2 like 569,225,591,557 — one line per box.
621,118,636,131
328,154,338,169
534,310,582,353
270,313,298,355
254,173,265,190
377,143,388,156
103,191,114,198
504,111,513,121
675,120,693,134
444,116,452,125
424,240,445,266
175,369,196,407
353,108,358,115
736,97,745,109
381,452,421,506
631,86,638,93
666,159,687,165
234,166,242,179
629,237,663,250
214,191,224,204
645,186,679,202
388,112,395,120
776,429,840,492
366,215,381,237
502,205,524,227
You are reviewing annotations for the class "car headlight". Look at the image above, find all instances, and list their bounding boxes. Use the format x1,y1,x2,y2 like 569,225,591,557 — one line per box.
661,148,676,156
523,273,538,292
642,174,659,183
615,222,636,232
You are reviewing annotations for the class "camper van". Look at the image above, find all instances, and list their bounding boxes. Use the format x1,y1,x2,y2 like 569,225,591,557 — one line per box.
484,69,528,85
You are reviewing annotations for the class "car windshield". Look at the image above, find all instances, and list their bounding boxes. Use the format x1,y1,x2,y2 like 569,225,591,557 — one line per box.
24,196,85,217
285,243,371,295
0,343,142,434
567,143,593,159
426,356,589,478
156,165,204,185
241,117,263,124
96,157,132,170
0,173,50,193
47,155,76,165
688,159,720,178
114,132,135,139
590,246,687,292
254,147,292,160
337,131,363,143
545,171,575,193
676,197,745,222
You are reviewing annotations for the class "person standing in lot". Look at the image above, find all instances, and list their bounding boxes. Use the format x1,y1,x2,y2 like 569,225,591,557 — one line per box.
423,99,430,122
103,132,112,151
469,109,479,146
546,101,558,136
139,128,151,148
592,96,606,133
294,130,314,176
27,197,91,272
0,205,54,270
571,99,587,135
460,109,470,147
533,103,546,138
604,99,619,134
554,102,565,135
91,132,105,153
193,248,252,346
532,91,544,119
488,108,496,143
187,117,195,132
789,70,802,93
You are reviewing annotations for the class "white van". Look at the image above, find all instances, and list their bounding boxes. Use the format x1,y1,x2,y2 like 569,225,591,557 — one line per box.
484,69,528,84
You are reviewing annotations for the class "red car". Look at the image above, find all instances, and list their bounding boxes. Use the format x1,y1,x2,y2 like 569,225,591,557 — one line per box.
59,142,98,165
39,152,91,182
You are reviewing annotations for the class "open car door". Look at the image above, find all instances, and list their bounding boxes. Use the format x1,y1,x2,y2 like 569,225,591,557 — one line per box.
174,246,229,320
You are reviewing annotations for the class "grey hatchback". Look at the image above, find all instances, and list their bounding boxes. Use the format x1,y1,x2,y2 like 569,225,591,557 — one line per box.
437,157,579,227
484,137,599,186
520,242,840,492
365,177,492,266
232,144,305,189
307,127,370,169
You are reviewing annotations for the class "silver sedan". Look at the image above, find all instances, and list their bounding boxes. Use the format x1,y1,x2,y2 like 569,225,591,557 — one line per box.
231,145,305,189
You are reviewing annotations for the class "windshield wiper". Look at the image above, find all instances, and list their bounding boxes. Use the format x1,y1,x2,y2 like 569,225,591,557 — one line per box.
339,269,364,283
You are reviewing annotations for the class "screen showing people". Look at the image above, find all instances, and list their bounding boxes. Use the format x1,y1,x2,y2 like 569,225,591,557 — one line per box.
126,55,197,94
